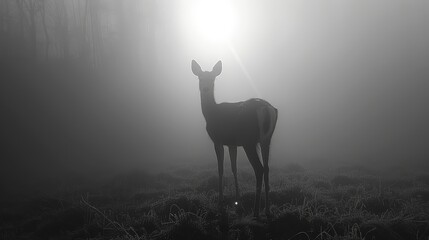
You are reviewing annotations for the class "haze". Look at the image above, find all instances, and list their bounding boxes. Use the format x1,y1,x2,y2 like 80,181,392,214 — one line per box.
1,0,428,194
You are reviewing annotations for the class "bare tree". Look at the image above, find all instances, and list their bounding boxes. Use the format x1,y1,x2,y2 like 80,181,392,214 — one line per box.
39,0,50,60
15,0,45,60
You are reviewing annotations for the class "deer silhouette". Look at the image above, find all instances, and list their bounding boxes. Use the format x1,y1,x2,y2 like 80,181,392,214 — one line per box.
192,60,278,217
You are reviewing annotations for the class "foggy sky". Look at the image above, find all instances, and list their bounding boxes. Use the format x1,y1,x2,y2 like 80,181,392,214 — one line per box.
1,0,429,193
157,0,429,166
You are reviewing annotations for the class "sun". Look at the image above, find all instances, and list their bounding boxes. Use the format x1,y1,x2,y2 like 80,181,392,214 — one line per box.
188,0,237,44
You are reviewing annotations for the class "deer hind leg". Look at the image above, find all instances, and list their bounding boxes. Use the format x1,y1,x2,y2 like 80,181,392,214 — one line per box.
244,144,263,218
214,144,224,207
261,141,271,216
229,146,239,203
256,106,277,216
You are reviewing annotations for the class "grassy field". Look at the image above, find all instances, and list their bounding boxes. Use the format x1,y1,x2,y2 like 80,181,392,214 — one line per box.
1,164,429,240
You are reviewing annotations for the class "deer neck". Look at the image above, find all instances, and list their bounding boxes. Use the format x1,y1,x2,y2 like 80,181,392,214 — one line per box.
200,89,217,122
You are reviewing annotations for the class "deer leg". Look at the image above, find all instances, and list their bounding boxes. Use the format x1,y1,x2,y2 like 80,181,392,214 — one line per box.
261,141,271,216
244,144,263,218
229,146,239,202
214,143,224,207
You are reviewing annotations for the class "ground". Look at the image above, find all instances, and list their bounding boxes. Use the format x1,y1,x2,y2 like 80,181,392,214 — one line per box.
1,163,429,240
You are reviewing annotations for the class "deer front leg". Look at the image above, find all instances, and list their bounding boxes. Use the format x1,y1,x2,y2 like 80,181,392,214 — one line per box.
229,146,239,203
214,143,224,207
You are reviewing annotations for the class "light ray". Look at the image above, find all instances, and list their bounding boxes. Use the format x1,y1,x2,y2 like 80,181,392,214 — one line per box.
227,42,261,97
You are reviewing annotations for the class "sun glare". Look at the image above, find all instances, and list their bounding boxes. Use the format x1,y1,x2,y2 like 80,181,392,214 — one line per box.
189,0,237,43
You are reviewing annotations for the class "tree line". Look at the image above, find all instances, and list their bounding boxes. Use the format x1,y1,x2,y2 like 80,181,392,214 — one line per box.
0,0,156,70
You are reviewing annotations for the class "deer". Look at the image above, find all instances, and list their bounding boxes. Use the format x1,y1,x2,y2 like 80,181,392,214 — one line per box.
191,60,278,217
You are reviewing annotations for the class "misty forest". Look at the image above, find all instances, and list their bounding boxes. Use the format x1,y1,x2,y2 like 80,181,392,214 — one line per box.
1,0,429,239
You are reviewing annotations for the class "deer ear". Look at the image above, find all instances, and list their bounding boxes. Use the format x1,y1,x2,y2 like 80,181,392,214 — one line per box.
191,60,203,76
212,60,222,76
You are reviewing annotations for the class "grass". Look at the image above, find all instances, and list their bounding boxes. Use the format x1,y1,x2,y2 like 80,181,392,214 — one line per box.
1,165,429,240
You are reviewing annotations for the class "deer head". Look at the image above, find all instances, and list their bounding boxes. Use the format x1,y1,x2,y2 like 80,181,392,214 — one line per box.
191,60,222,93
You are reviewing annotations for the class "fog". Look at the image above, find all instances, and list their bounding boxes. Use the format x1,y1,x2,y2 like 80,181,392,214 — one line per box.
1,0,429,194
